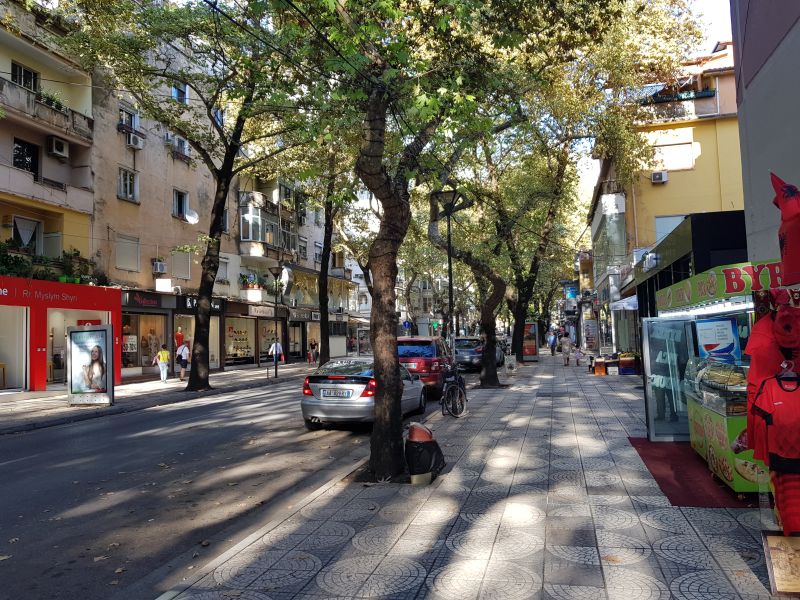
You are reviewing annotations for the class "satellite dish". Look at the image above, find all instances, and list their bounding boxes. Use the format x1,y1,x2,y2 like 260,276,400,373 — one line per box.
185,207,199,225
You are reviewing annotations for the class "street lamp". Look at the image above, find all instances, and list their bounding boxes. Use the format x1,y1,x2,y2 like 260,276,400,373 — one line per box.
268,264,283,378
431,189,461,354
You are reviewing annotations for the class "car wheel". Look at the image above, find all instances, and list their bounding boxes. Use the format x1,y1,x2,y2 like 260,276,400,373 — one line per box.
304,418,323,431
414,388,427,415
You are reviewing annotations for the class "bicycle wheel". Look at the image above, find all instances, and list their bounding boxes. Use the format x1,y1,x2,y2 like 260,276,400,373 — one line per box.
445,384,467,418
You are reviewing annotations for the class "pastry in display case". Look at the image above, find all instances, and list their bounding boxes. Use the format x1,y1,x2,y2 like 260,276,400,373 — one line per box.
699,360,748,416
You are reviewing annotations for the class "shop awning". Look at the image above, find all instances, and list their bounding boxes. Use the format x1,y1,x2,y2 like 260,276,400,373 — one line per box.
610,296,638,311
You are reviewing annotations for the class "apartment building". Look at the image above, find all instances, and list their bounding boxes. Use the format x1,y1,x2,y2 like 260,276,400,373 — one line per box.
588,41,744,353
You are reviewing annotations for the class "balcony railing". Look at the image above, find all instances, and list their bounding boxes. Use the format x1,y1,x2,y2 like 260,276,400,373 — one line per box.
0,77,93,141
330,267,352,280
0,163,92,214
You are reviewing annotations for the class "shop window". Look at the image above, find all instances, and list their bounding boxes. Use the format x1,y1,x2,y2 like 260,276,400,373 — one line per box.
118,168,139,203
216,258,229,283
12,216,42,254
173,251,191,280
173,189,188,220
11,61,39,92
171,82,188,104
13,138,40,178
115,234,140,271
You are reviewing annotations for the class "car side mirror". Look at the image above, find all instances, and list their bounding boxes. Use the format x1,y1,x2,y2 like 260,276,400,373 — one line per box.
412,374,420,381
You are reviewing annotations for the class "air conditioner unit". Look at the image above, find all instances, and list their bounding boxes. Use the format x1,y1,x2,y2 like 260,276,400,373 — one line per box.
651,171,669,184
126,133,145,150
152,261,167,274
47,136,69,159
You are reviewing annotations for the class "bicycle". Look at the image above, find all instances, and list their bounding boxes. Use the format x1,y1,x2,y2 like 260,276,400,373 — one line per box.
441,366,467,417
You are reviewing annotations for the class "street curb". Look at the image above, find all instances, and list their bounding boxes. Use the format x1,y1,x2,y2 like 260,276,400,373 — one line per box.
0,372,307,435
152,454,371,600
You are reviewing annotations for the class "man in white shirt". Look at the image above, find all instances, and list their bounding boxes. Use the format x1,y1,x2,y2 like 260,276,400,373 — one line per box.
268,338,283,376
176,339,191,382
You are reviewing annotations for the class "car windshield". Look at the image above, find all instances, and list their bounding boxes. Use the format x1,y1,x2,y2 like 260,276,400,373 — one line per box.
397,342,435,358
317,361,374,376
455,339,481,349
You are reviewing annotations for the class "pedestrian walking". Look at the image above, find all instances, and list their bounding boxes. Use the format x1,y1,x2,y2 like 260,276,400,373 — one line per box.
309,339,318,364
176,339,191,382
152,344,170,383
560,334,573,366
548,332,557,356
269,338,284,376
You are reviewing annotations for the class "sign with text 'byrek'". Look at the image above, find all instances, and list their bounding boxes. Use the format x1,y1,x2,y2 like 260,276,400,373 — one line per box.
656,260,782,311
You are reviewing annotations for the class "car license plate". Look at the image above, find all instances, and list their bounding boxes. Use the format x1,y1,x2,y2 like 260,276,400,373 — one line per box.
321,388,351,398
405,363,417,370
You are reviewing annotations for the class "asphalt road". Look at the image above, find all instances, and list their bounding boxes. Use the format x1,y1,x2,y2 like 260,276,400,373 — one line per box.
0,377,441,600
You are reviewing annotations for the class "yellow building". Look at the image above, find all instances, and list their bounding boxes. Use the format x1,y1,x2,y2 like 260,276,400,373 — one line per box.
0,1,94,259
588,42,743,352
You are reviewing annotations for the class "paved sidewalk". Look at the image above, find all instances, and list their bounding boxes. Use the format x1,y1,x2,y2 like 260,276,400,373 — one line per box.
0,361,317,435
155,355,783,600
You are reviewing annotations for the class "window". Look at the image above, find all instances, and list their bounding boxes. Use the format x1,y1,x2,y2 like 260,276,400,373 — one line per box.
422,297,433,312
314,242,323,263
13,138,39,177
298,238,308,260
172,251,191,280
12,216,42,253
222,207,229,233
359,294,368,306
653,143,694,171
333,251,344,268
115,234,140,271
216,258,229,282
314,208,322,226
655,215,685,242
173,136,190,157
173,190,188,220
213,107,225,127
118,168,139,202
118,106,139,129
11,62,39,91
279,183,292,204
295,193,307,225
171,82,188,104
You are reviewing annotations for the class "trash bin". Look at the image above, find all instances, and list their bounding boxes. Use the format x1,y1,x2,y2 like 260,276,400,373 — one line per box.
405,423,446,485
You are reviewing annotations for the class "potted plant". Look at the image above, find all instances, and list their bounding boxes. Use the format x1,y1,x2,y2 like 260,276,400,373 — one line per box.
238,273,249,288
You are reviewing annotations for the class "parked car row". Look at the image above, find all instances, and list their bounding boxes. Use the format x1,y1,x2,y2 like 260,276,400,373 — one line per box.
454,336,505,371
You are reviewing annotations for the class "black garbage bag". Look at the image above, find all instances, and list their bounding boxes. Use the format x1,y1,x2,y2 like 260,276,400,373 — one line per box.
405,439,446,478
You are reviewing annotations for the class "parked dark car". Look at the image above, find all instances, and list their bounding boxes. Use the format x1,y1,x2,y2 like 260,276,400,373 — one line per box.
455,337,504,371
397,336,454,399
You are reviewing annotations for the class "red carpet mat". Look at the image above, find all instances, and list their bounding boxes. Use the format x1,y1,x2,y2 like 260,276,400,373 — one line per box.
628,437,755,508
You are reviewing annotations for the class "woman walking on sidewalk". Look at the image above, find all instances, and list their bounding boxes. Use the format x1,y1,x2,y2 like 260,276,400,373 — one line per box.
560,334,573,366
176,339,191,382
152,344,170,383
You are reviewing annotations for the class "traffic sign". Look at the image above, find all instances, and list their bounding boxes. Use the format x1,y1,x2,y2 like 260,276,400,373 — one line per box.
402,320,412,330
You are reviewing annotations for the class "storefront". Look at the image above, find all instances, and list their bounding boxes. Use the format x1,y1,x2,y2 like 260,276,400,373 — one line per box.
249,304,287,365
327,311,348,357
639,260,782,491
175,295,224,372
288,308,312,360
0,276,122,391
121,290,175,380
225,301,257,367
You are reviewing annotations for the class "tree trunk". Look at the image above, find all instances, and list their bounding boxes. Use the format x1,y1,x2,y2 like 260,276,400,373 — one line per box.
473,271,505,387
318,152,337,366
355,85,437,480
187,174,230,391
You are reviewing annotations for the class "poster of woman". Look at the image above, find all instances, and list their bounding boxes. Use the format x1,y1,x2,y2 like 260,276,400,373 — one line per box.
68,325,114,405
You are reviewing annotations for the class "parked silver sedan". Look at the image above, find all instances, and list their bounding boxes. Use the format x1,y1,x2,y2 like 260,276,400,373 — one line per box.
301,357,426,429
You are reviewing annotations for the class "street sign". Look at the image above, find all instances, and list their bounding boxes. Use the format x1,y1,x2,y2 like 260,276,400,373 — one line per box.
402,320,412,330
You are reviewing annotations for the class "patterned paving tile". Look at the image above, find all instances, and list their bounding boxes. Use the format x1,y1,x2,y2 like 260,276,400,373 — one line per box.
668,569,742,600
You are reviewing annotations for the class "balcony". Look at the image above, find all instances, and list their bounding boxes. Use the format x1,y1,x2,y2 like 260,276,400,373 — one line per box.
639,89,718,123
0,163,92,214
0,77,93,143
239,287,278,303
330,267,352,280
